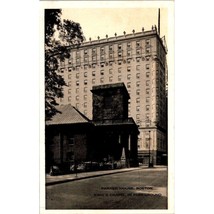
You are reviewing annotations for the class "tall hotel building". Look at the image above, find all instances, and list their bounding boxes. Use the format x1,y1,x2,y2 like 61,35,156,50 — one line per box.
57,26,168,165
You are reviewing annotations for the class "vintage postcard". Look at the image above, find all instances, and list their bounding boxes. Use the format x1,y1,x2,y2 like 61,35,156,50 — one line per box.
40,1,174,213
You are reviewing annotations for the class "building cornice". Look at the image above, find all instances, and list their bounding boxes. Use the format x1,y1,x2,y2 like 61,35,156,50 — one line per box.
74,28,167,54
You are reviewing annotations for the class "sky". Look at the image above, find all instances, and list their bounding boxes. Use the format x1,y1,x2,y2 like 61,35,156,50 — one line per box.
61,7,169,43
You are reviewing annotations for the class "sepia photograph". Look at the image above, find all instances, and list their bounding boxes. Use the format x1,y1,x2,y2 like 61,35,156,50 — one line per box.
41,1,174,213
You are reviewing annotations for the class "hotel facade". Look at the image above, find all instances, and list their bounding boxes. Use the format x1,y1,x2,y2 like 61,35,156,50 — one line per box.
57,26,168,165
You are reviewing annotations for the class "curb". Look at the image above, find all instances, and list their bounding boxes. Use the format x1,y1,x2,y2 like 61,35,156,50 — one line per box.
46,168,139,186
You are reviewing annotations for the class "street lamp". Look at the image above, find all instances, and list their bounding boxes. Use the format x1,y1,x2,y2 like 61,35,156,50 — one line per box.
148,130,153,168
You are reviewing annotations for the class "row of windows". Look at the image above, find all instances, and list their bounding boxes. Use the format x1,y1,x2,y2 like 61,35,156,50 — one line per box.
67,95,152,107
61,55,151,68
61,64,150,74
75,39,151,56
73,73,147,80
78,71,151,80
68,76,151,87
71,87,152,102
75,48,150,64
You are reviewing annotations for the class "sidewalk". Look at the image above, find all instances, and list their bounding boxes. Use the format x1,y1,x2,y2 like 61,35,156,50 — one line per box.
46,165,167,186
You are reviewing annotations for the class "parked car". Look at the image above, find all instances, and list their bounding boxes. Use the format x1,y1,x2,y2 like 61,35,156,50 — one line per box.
49,165,62,176
84,161,100,171
77,163,86,171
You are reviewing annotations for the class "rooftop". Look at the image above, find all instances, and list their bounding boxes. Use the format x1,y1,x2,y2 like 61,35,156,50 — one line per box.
46,104,89,125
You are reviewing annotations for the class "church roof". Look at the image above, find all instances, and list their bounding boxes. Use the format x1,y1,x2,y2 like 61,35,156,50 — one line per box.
46,104,89,125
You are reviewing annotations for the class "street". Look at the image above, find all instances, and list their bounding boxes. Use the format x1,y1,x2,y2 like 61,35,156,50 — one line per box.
46,167,167,209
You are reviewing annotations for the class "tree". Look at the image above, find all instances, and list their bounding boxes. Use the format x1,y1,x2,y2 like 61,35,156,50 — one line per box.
45,9,84,121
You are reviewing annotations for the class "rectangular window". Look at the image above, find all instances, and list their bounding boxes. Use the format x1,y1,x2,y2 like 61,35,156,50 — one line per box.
127,82,131,88
136,49,141,55
84,49,88,55
109,69,113,74
84,95,87,100
109,53,113,59
68,96,71,101
136,98,140,103
92,78,95,84
146,72,150,78
127,50,131,57
100,78,104,83
127,74,131,80
84,87,87,92
76,73,79,78
136,114,140,120
68,89,71,94
136,89,140,95
146,105,150,111
92,64,96,68
146,64,150,69
146,48,150,53
68,74,71,79
136,106,140,112
127,42,131,48
100,70,104,75
76,81,79,86
92,48,96,54
68,81,71,86
92,56,96,61
100,63,105,67
136,73,140,79
109,76,113,82
118,44,122,50
84,102,87,107
84,72,87,77
136,81,140,87
84,56,88,62
60,68,64,73
127,66,131,72
101,55,105,61
92,70,95,76
118,52,122,58
118,67,122,73
146,97,150,102
76,95,79,101
76,58,80,64
127,59,131,64
68,59,72,64
136,41,141,47
68,67,72,72
101,47,105,53
146,39,150,45
109,45,113,51
146,80,150,86
84,80,87,85
76,88,79,93
146,88,149,94
146,113,150,119
136,57,141,62
118,75,122,81
76,103,79,109
118,60,122,65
